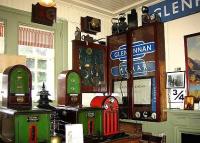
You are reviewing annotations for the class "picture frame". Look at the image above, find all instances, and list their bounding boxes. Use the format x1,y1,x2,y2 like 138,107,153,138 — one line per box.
184,96,194,110
184,32,200,102
166,71,185,89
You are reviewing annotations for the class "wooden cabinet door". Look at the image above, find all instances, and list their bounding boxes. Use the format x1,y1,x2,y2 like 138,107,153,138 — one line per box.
72,40,107,93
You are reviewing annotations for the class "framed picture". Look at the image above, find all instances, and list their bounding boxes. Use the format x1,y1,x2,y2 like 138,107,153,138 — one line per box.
166,71,185,89
185,32,200,102
184,96,194,110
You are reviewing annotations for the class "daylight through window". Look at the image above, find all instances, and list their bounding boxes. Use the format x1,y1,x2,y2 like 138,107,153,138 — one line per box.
18,25,54,101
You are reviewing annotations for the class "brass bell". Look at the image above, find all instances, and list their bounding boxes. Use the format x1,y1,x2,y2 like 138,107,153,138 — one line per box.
51,135,62,143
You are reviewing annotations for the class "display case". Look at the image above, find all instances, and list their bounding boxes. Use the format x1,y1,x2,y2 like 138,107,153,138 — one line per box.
72,40,107,93
107,22,166,121
107,33,129,119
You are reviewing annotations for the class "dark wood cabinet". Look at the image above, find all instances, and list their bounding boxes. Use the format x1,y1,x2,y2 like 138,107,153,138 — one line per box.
72,40,108,93
107,33,130,118
107,22,167,121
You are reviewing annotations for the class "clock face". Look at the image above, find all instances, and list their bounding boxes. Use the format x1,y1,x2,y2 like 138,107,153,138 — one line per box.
143,111,148,118
151,112,156,119
135,112,141,118
89,18,101,33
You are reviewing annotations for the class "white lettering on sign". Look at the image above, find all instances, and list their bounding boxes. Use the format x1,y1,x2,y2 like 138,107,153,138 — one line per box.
133,44,153,55
164,6,170,17
182,0,192,11
152,0,200,20
173,1,179,14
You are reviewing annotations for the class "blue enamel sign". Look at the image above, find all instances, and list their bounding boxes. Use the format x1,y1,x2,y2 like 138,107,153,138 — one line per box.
148,0,200,22
111,60,155,77
110,41,156,77
110,41,155,61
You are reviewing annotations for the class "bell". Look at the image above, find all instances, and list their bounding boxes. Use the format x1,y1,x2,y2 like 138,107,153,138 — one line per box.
51,136,62,143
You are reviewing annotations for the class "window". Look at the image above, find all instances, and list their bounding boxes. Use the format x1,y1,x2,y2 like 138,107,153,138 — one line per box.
18,26,54,101
0,21,4,53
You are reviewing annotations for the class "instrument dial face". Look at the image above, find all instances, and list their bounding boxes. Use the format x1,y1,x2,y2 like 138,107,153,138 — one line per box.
151,112,156,119
135,112,141,118
143,111,148,118
109,97,114,103
103,104,108,109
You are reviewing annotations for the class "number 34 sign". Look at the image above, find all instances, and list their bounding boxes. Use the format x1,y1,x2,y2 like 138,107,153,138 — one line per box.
169,89,186,103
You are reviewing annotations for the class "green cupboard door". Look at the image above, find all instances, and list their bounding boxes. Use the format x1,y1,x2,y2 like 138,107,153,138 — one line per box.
15,113,51,143
78,109,103,136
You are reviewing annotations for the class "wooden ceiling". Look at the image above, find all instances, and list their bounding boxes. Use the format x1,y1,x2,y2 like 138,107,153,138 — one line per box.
62,0,158,16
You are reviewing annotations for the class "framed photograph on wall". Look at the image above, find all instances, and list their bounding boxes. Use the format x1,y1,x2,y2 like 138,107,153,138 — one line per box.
184,96,194,110
166,71,185,89
185,32,200,102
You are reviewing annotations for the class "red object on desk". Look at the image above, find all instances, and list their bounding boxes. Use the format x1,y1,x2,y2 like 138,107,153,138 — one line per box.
90,96,119,136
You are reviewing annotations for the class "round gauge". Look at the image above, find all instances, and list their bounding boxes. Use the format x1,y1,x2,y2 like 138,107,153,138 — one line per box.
62,110,67,116
109,97,115,103
143,111,148,118
86,48,92,55
103,104,108,109
151,112,157,119
135,112,141,118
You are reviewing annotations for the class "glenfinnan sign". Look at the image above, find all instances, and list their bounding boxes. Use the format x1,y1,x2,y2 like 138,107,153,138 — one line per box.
110,41,155,61
148,0,200,22
110,41,156,77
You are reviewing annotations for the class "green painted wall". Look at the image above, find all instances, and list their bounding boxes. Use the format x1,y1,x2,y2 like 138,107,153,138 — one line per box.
0,5,68,100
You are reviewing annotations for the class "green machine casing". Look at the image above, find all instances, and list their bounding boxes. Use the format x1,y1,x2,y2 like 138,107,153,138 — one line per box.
0,108,51,143
56,107,103,137
78,107,103,136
